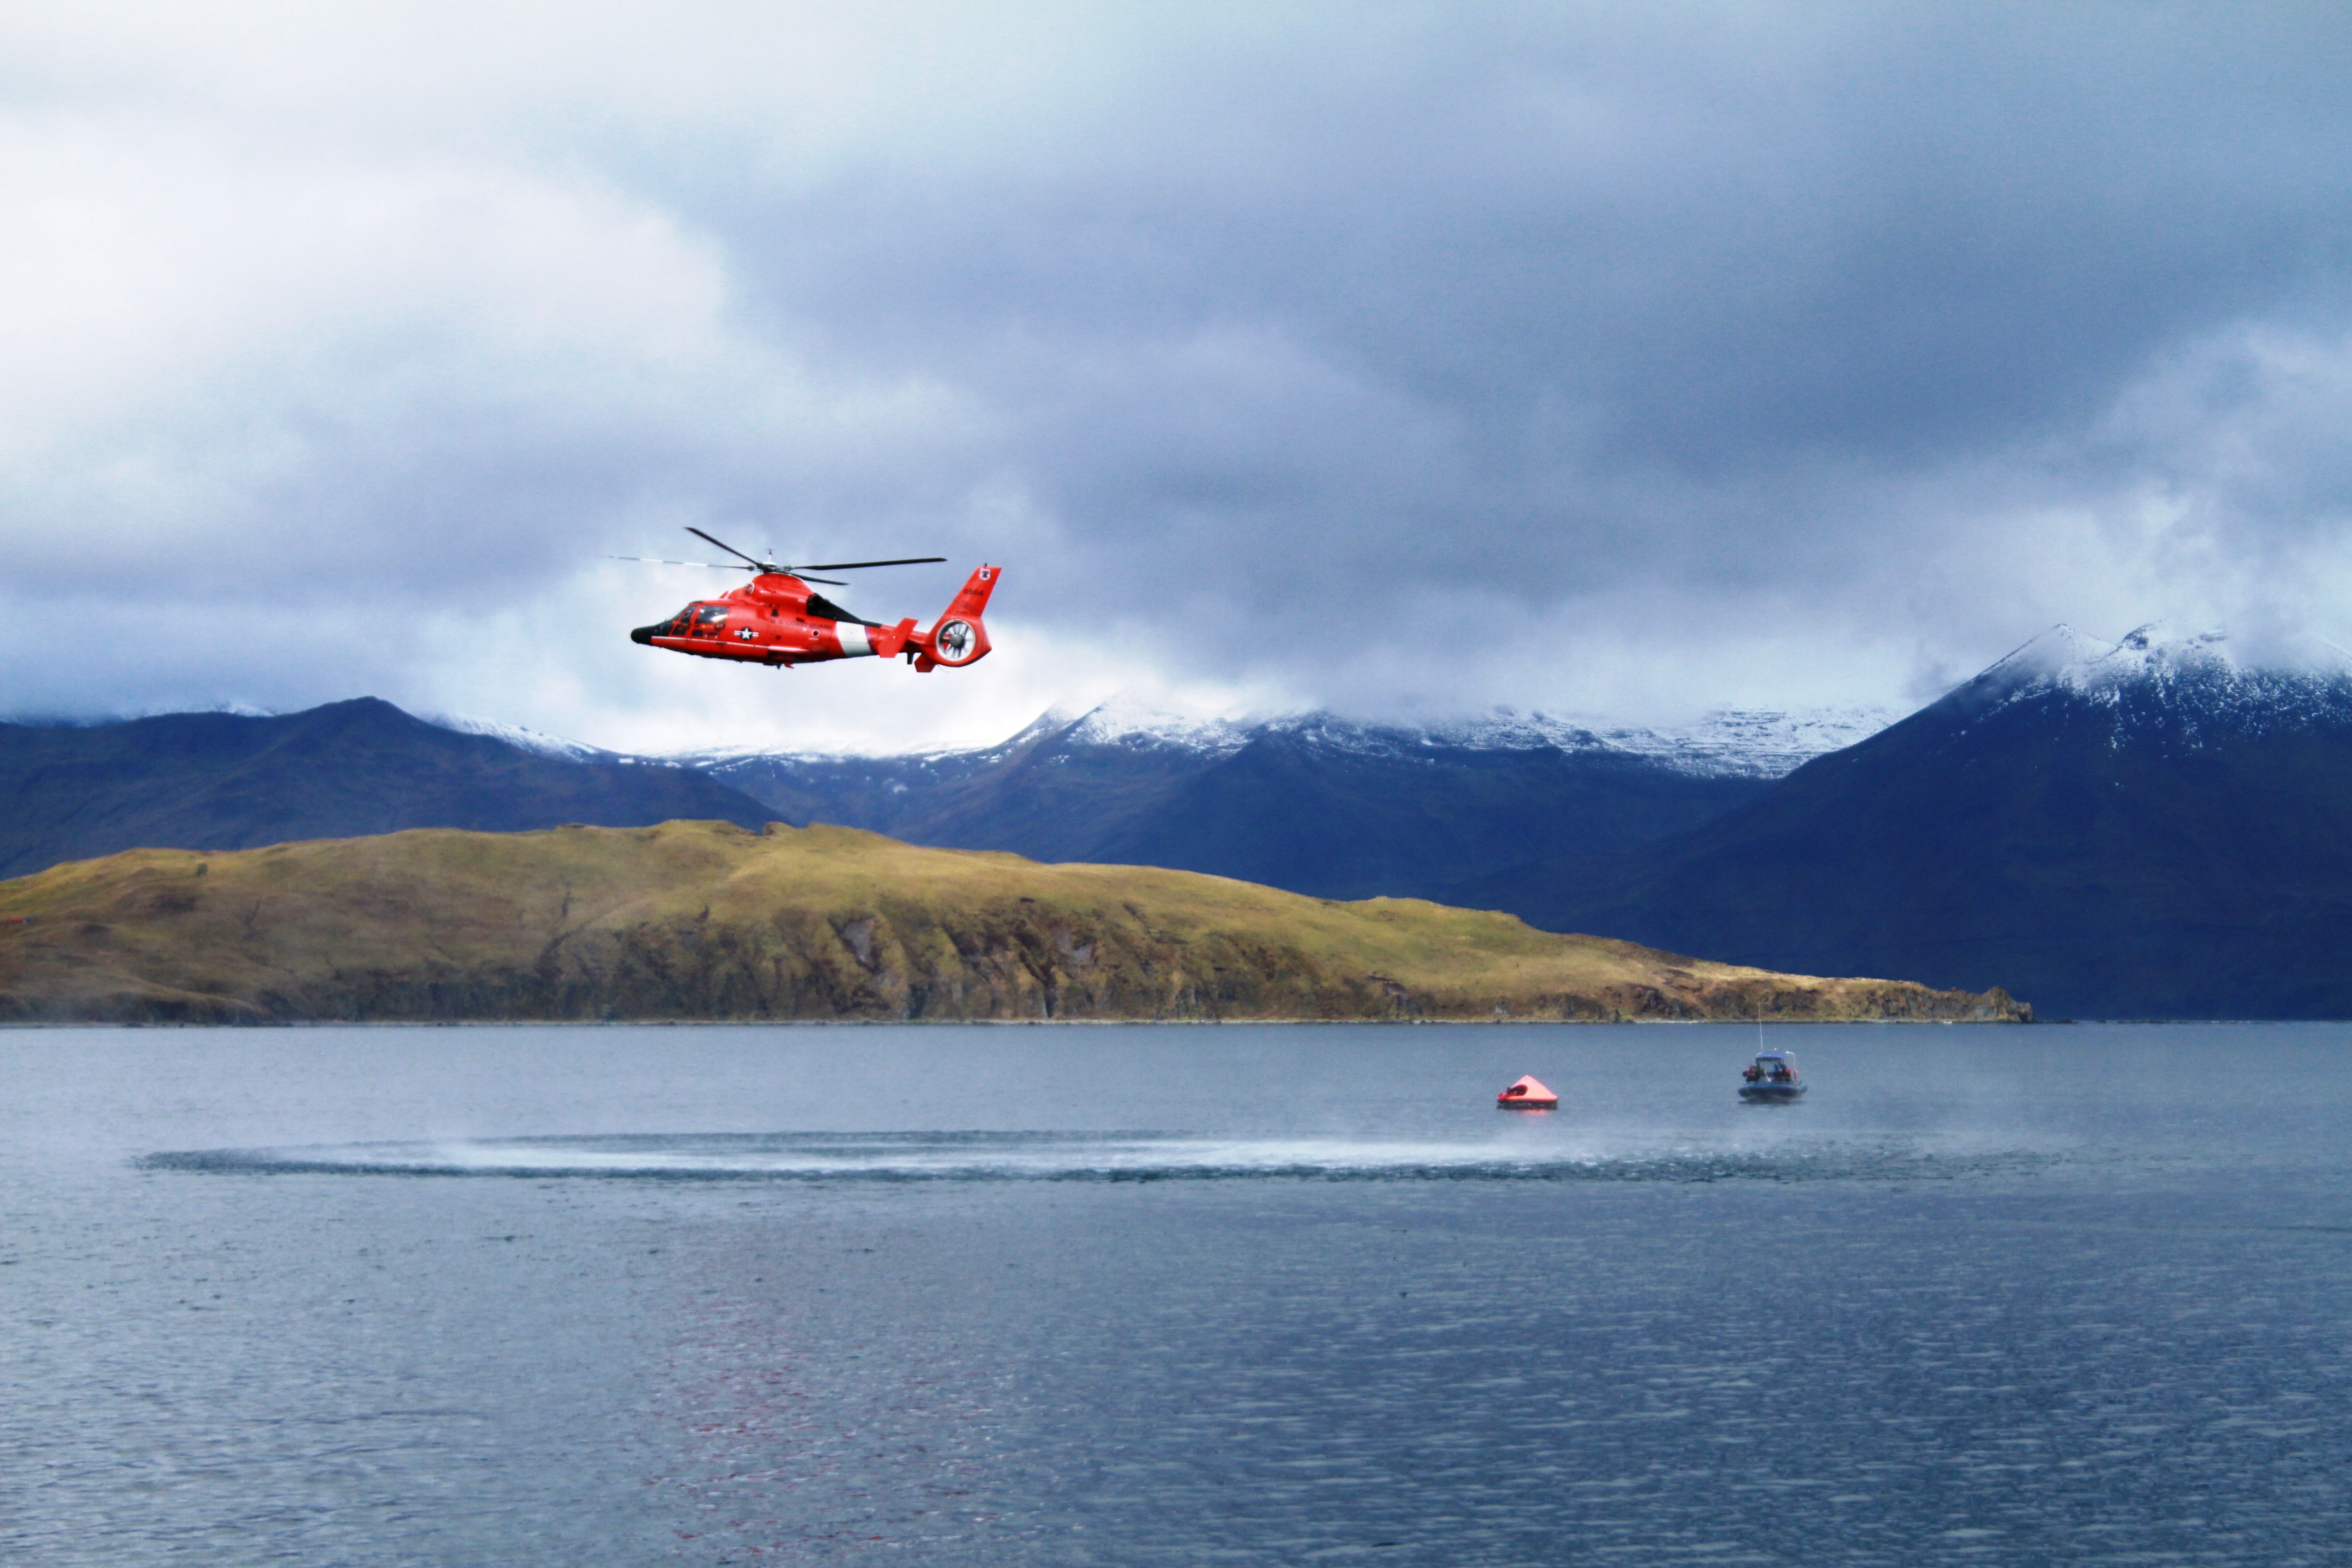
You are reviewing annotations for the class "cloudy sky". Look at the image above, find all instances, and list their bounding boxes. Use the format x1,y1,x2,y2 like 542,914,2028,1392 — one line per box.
5,2,2349,753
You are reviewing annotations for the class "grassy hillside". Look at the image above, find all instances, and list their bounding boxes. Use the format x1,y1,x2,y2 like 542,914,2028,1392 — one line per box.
0,820,2028,1024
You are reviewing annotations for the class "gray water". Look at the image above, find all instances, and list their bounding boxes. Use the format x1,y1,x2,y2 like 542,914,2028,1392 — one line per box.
4,1023,2349,1565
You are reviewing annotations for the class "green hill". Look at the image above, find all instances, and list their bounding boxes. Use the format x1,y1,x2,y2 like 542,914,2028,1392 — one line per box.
0,820,2027,1024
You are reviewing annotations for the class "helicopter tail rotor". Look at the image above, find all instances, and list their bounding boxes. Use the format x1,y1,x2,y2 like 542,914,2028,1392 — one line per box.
907,564,1000,671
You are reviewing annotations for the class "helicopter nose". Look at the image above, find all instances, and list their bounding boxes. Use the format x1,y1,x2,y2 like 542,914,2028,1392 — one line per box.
630,624,656,645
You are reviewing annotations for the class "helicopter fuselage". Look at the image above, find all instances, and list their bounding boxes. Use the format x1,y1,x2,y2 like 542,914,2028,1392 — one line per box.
630,565,998,672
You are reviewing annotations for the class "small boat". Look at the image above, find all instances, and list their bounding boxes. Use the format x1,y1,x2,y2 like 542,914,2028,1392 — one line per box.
1738,1049,1806,1103
1496,1074,1558,1110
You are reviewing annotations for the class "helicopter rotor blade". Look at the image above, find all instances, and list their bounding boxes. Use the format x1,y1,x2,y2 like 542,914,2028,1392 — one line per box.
646,530,946,580
684,526,767,569
605,555,848,584
605,555,745,568
789,557,949,571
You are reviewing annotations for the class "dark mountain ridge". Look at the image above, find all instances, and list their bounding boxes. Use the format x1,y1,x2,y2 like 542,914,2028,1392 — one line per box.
0,698,771,878
21,629,2347,1018
1526,626,2352,1019
673,705,1873,903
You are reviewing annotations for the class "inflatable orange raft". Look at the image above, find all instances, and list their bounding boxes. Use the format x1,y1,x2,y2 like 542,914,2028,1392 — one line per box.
1496,1074,1558,1110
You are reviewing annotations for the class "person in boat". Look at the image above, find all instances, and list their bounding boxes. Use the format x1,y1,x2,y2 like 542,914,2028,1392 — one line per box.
1743,1063,1764,1083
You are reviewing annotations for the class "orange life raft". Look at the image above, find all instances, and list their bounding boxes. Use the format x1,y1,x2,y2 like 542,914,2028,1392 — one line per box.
1496,1074,1558,1110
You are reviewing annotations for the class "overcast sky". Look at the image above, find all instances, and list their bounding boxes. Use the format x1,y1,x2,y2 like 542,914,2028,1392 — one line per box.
4,2,2349,752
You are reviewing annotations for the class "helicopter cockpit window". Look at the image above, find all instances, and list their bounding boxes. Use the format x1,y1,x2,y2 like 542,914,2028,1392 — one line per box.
691,605,729,630
804,592,879,627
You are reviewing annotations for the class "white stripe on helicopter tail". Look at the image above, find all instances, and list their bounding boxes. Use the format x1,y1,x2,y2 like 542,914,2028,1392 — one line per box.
835,623,874,657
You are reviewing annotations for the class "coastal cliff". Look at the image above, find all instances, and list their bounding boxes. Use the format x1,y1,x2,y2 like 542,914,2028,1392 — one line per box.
0,820,2028,1024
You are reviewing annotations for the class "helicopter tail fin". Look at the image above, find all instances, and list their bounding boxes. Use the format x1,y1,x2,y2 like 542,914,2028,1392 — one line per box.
942,564,1000,622
909,565,999,671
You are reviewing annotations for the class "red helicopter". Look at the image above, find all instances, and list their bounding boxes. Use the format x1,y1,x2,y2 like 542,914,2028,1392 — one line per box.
619,528,1000,672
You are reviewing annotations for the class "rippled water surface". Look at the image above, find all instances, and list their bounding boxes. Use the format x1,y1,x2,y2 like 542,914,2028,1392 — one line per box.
5,1023,2351,1564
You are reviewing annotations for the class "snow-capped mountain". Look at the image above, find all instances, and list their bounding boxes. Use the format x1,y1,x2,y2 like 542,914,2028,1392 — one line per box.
32,623,2352,1018
663,693,1867,912
1052,695,1260,758
1242,705,1897,779
422,713,620,764
672,693,1895,785
861,697,1899,780
1948,622,2352,738
1597,706,1901,776
1532,621,2352,1020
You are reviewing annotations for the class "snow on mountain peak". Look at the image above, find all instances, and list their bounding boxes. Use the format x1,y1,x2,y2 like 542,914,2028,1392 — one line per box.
1054,694,1891,778
1059,695,1259,756
1954,621,2352,735
1991,622,2236,691
1981,621,2352,691
654,692,1901,780
424,713,612,763
1599,707,1903,777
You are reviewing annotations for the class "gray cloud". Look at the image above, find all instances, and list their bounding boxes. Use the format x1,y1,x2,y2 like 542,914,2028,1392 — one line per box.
4,3,2351,746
